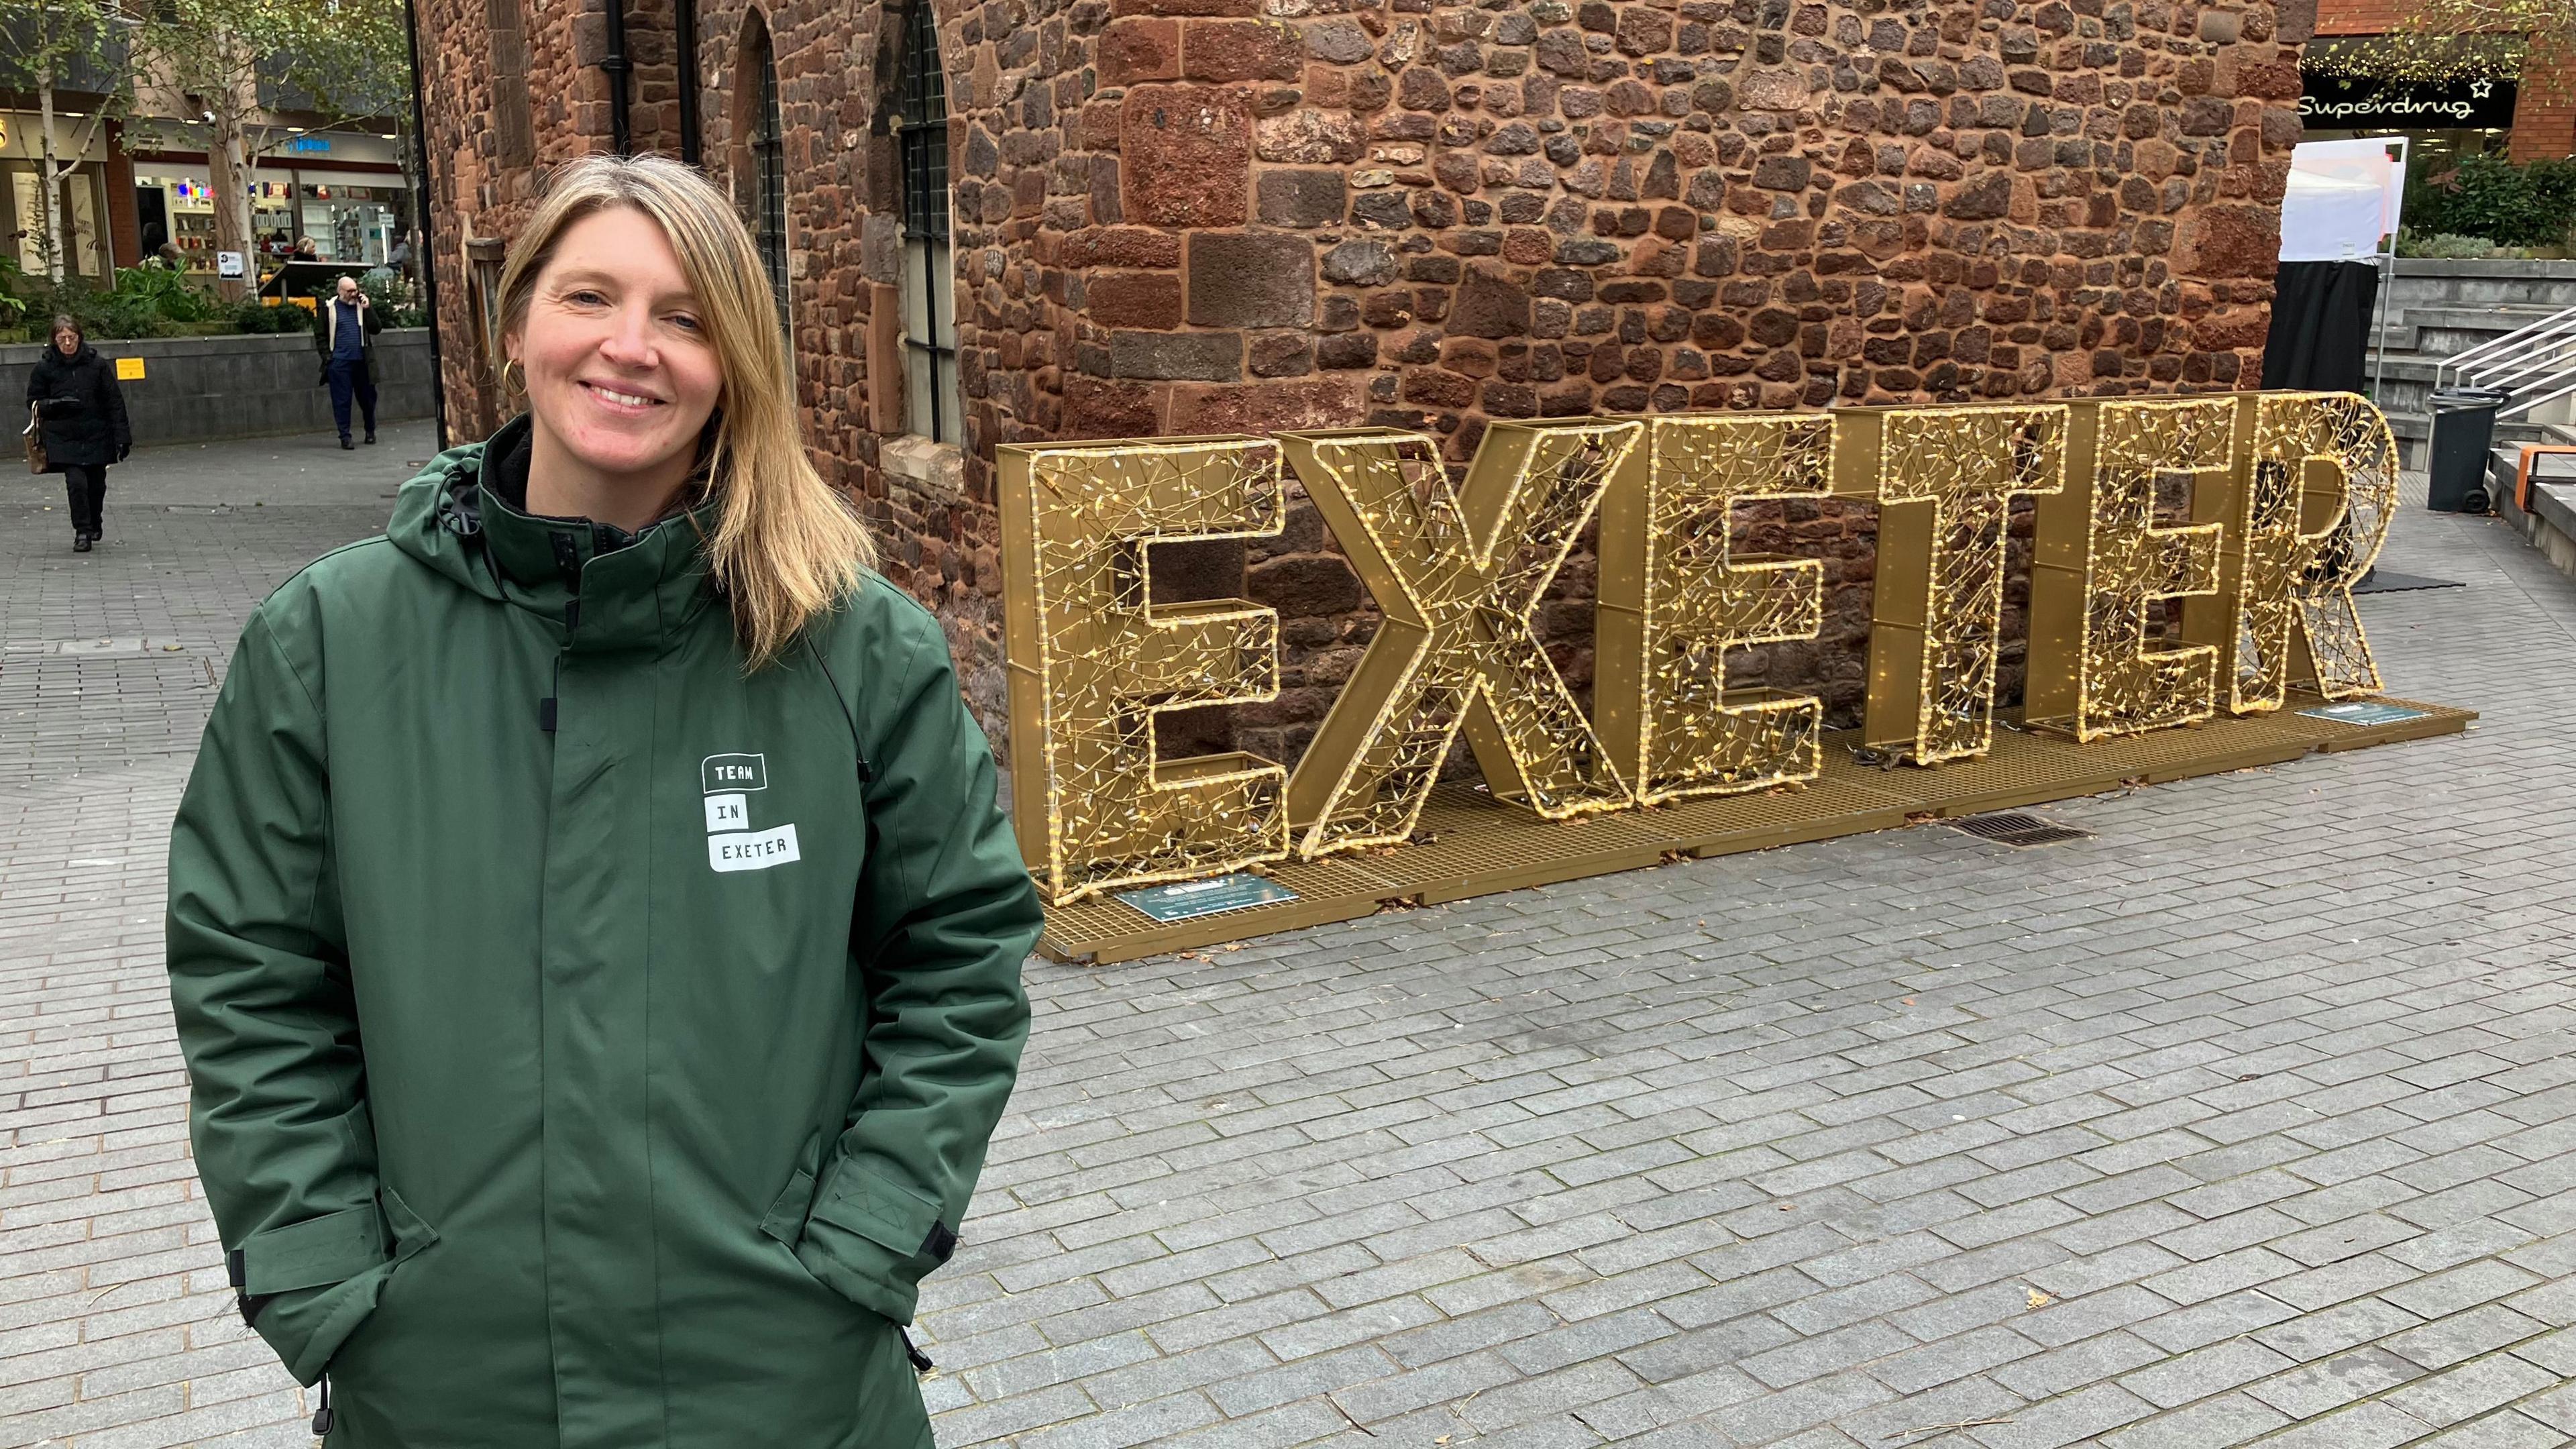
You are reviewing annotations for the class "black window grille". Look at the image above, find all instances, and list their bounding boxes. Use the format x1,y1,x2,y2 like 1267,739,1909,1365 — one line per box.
751,32,790,328
897,3,958,443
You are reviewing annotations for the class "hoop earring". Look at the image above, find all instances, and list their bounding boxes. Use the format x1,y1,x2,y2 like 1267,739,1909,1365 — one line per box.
500,357,525,398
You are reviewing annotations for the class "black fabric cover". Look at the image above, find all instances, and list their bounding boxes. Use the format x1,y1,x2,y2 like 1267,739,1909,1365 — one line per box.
2263,260,2380,393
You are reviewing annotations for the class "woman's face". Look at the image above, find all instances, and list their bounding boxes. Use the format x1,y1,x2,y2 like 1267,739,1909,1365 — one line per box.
53,329,77,356
508,206,722,486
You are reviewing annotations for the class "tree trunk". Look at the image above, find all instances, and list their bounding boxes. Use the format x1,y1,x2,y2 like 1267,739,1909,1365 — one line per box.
36,74,63,284
207,93,255,304
397,115,423,293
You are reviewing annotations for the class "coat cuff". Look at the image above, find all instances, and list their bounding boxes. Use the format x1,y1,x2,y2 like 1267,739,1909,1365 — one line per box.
231,1192,437,1385
235,1202,388,1293
795,1218,919,1324
795,1157,960,1324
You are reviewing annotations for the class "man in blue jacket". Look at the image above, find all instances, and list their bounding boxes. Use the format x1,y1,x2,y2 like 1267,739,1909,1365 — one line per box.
315,274,383,449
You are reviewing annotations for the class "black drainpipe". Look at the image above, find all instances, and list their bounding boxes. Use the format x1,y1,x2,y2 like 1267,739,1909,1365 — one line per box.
675,0,702,165
403,0,447,449
601,0,633,154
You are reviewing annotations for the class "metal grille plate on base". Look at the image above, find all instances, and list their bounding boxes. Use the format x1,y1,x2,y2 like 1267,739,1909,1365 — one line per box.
1034,694,2475,963
1950,812,2094,847
1819,722,2110,819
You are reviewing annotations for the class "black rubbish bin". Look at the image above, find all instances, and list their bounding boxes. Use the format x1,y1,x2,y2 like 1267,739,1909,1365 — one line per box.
2426,386,2508,513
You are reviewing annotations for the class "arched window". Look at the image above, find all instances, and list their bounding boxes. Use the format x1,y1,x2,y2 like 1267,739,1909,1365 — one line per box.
747,16,790,327
896,4,959,443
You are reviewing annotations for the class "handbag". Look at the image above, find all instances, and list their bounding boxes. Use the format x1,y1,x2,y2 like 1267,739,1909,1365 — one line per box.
23,402,44,475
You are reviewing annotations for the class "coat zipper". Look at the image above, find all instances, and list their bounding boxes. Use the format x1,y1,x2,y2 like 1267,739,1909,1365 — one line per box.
539,601,577,734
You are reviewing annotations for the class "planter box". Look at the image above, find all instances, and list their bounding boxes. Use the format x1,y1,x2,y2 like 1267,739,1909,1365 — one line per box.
3,328,435,445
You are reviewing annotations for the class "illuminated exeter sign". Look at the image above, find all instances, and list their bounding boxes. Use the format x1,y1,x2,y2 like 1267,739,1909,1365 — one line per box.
1002,392,2403,907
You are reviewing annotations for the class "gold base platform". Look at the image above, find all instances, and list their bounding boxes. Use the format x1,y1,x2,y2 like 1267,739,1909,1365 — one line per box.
1036,694,2475,964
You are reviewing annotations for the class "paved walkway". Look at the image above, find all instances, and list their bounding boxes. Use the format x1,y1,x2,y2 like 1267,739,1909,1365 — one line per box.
2,428,2571,1449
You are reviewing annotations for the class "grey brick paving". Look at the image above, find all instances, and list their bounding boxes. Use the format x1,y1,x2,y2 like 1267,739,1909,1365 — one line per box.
4,442,2575,1449
3,425,431,1447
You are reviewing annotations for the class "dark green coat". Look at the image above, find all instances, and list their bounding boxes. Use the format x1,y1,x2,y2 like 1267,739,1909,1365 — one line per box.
167,417,1041,1447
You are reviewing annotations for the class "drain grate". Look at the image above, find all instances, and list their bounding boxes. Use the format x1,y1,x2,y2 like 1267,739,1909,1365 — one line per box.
1949,812,2092,847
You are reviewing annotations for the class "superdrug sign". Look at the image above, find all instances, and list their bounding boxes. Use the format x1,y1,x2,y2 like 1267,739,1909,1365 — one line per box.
2301,67,2518,129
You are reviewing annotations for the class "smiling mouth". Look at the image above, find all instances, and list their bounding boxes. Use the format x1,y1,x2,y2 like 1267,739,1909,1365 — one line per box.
582,381,665,409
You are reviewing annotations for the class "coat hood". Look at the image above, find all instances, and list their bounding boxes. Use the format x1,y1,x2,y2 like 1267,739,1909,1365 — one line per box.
388,413,723,651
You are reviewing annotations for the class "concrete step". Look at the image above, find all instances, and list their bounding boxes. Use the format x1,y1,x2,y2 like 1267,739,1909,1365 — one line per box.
2375,303,2571,358
2489,441,2576,578
2388,260,2576,311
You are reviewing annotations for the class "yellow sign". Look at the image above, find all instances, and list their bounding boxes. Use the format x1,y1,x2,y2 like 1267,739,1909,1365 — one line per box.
998,437,1288,904
1597,412,1849,802
1854,405,2066,763
1000,392,2407,904
1279,422,1640,859
2025,398,2234,740
115,357,146,381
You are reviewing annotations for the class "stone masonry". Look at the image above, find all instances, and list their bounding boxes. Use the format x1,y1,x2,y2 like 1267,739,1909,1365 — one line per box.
417,0,2310,769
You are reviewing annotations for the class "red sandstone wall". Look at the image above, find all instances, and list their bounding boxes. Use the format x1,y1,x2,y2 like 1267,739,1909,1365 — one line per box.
421,0,2306,769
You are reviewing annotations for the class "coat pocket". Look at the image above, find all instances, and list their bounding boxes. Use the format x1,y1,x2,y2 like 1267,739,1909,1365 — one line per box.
758,1130,825,1248
380,1184,441,1265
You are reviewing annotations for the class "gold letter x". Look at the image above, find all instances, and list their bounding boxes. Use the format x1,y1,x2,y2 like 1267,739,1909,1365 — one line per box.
1279,421,1644,860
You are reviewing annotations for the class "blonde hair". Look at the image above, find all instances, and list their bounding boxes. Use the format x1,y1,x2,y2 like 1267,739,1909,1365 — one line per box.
492,153,875,667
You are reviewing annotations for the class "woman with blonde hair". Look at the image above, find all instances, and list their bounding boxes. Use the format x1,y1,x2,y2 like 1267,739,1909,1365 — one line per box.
166,153,1039,1447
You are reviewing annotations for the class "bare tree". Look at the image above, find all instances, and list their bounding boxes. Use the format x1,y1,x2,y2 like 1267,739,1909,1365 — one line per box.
277,0,417,237
128,0,412,299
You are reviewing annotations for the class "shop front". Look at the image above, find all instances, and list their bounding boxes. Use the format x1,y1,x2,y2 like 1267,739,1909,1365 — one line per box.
129,127,412,278
290,174,407,266
0,110,115,280
2300,42,2520,168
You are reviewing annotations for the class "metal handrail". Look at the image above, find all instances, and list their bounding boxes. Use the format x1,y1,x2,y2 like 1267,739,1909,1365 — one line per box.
2440,305,2576,391
2469,337,2576,397
2504,378,2576,422
2438,307,2576,386
2452,301,2576,420
2452,337,2576,394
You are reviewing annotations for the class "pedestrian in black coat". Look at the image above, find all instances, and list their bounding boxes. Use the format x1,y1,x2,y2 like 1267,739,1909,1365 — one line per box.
27,316,132,553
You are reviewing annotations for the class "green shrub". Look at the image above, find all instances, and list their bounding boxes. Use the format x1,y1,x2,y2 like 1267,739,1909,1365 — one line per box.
2396,231,2514,259
357,272,429,329
234,299,316,334
11,266,231,341
2406,153,2576,249
108,265,225,328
